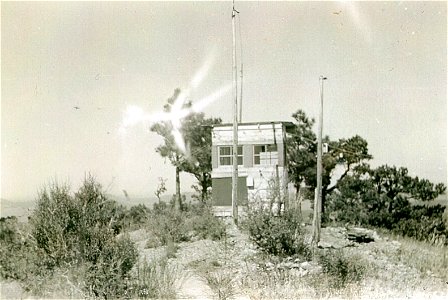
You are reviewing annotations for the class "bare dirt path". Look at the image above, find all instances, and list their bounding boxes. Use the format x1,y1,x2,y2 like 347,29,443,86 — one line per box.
177,274,214,299
171,220,254,300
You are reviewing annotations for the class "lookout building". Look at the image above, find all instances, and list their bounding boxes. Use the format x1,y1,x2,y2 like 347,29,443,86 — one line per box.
211,121,295,216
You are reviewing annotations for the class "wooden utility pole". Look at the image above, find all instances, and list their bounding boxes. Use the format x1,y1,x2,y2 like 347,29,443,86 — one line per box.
312,76,327,248
231,1,239,224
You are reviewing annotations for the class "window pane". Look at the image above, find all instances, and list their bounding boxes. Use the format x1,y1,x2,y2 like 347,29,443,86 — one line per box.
254,156,260,165
237,146,243,155
220,157,231,165
237,156,243,165
254,145,262,154
220,147,231,155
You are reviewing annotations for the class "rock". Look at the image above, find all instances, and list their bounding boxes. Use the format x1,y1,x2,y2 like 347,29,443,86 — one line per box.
300,261,311,270
265,261,275,269
278,261,301,269
318,240,336,249
347,227,375,243
299,261,322,275
319,227,355,248
290,268,309,277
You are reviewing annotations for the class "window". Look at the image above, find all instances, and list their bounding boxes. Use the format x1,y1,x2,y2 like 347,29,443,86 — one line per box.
254,144,278,165
219,146,243,166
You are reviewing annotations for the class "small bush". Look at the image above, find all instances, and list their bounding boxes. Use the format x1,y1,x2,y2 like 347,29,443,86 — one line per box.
186,204,226,241
129,204,151,224
128,259,184,299
0,217,47,281
202,269,236,300
147,206,190,245
244,207,311,258
148,202,226,245
318,250,365,289
84,235,138,298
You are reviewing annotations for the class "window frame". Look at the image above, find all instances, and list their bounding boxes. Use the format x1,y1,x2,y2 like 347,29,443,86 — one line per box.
218,146,243,166
253,144,278,165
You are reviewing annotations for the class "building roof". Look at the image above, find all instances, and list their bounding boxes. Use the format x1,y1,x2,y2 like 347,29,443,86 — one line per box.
212,121,295,128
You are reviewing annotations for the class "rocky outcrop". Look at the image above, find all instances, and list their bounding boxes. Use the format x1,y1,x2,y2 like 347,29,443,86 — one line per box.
318,226,379,249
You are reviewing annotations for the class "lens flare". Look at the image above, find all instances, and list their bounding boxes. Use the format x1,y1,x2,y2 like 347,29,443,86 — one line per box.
119,52,229,153
190,52,215,89
122,105,147,126
342,1,372,44
192,84,232,113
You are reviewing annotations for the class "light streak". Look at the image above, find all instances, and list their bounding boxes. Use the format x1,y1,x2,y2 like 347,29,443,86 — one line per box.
339,1,372,44
119,52,230,153
192,84,232,113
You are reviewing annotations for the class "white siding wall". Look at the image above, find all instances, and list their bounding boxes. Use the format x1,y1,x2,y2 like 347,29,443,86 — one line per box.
212,123,289,208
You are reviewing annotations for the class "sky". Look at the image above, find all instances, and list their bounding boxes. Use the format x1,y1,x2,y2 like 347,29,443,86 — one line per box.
1,1,447,201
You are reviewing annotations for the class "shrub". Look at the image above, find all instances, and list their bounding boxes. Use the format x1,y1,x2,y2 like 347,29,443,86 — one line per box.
202,269,236,300
84,235,138,298
126,204,151,228
27,176,139,297
325,170,448,244
147,206,190,245
128,258,184,299
186,204,226,241
244,207,311,258
30,183,79,267
0,216,19,243
0,217,47,281
318,250,365,289
148,201,226,245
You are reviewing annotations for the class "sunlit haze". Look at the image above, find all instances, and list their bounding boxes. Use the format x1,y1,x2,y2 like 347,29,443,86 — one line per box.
1,1,446,201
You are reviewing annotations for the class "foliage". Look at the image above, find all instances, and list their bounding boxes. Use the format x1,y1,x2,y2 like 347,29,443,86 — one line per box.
30,183,79,266
183,113,222,203
287,109,373,211
128,259,183,299
202,269,236,300
150,88,187,210
147,201,226,245
154,177,168,202
0,217,47,281
286,109,317,201
125,204,151,229
147,204,190,245
0,216,20,244
244,207,311,258
84,235,138,298
325,164,447,244
150,88,222,207
317,250,366,289
185,203,226,241
26,176,138,298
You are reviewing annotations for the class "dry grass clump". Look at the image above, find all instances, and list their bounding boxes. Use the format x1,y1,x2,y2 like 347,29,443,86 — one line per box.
391,235,448,282
240,267,314,299
201,269,237,300
342,231,448,298
128,258,186,299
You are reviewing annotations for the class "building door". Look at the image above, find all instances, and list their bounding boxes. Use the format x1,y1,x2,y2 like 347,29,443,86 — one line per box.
212,177,248,206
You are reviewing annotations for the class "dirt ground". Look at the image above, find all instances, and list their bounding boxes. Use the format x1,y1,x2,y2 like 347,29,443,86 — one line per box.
1,221,447,299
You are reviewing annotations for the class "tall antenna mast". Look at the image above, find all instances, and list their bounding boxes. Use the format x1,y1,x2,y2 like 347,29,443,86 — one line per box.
231,0,239,224
238,14,243,123
239,65,243,123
